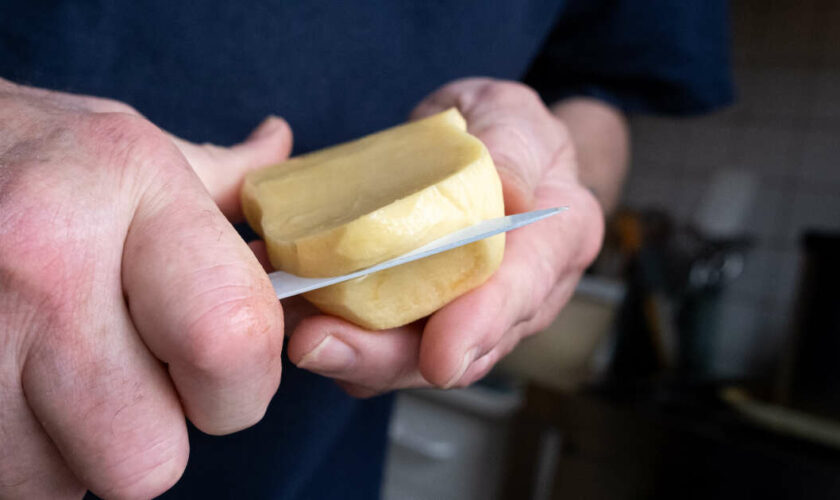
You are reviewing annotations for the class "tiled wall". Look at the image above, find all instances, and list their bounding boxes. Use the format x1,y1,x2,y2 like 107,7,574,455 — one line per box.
621,0,840,377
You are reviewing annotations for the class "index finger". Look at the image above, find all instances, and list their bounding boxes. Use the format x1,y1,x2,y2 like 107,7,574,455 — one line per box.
119,120,285,435
412,78,572,213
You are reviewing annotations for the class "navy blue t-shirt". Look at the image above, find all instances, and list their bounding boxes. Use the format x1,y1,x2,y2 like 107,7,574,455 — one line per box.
1,1,732,498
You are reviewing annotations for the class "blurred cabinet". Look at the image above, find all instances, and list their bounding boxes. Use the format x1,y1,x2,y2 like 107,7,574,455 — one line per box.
502,384,840,500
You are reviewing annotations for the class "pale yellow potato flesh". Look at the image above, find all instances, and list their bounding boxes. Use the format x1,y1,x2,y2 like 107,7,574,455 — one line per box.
242,108,505,330
304,235,504,330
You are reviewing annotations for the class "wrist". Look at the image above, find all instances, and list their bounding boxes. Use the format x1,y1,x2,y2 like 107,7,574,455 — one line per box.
550,98,629,214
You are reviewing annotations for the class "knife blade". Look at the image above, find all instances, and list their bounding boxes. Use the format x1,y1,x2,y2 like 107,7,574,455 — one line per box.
269,206,566,299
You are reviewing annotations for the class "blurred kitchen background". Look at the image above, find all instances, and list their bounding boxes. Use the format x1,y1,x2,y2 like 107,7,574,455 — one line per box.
381,0,840,498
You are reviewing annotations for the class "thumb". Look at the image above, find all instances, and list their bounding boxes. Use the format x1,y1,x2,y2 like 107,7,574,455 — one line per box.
171,116,294,220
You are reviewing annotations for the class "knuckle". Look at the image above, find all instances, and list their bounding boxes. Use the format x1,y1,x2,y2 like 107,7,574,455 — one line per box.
0,231,90,341
530,313,556,335
91,97,140,116
478,80,541,106
552,116,572,145
0,176,100,282
181,292,278,376
81,112,180,176
84,112,159,146
486,121,535,165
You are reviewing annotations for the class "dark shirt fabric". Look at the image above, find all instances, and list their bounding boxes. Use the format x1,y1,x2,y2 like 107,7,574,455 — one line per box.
1,1,732,498
524,0,734,115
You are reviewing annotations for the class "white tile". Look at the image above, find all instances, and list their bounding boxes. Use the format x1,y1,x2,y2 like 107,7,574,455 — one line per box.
785,189,840,244
688,109,742,131
629,116,691,169
674,176,708,223
732,125,800,179
736,67,814,121
628,155,678,178
810,69,840,120
620,175,684,214
745,182,791,242
682,125,738,175
798,129,840,186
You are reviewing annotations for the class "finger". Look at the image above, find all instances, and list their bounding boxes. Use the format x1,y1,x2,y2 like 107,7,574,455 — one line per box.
456,331,521,388
410,78,490,121
281,297,322,335
122,145,284,435
452,275,580,388
0,389,82,499
412,78,571,213
248,239,273,272
20,295,189,498
417,230,549,388
171,116,293,220
247,240,319,334
287,315,429,394
419,175,603,388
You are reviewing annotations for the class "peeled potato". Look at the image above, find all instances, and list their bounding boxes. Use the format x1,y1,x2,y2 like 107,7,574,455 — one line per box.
242,109,505,329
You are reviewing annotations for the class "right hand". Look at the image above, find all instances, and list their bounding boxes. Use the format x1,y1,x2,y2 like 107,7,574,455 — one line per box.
0,79,290,499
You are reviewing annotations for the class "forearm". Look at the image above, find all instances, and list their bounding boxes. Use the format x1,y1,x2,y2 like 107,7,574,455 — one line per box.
551,97,629,214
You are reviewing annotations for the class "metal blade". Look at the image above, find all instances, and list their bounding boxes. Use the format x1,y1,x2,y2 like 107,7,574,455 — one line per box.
269,206,566,299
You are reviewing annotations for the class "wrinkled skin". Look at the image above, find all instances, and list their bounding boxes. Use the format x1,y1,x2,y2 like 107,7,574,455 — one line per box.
0,79,291,499
0,76,606,499
285,78,605,396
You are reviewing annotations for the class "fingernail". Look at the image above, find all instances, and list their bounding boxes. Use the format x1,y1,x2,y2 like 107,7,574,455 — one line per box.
443,347,479,389
296,335,356,373
248,115,282,142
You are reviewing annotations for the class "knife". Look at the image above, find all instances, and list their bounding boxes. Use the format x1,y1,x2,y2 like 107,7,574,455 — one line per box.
269,206,566,299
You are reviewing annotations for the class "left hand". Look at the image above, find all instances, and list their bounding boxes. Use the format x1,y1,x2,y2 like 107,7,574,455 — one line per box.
285,78,604,396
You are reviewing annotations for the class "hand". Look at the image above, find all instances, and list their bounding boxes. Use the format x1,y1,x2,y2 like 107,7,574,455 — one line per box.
0,80,291,499
286,78,604,396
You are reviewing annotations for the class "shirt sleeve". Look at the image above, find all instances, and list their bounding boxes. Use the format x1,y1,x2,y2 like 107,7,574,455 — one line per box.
524,0,735,116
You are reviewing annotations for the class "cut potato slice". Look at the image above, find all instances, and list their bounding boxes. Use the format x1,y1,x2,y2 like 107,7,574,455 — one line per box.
242,108,505,329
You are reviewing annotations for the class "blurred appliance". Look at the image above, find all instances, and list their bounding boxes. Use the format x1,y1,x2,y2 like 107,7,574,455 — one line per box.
381,276,623,500
498,275,625,391
610,169,757,379
382,383,522,500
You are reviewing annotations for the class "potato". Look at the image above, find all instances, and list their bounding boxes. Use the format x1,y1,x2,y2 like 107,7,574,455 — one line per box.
242,109,504,329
